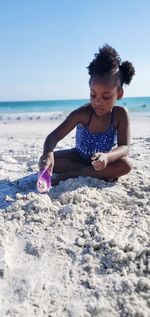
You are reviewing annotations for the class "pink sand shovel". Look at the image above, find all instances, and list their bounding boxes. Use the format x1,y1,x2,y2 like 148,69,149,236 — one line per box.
37,167,52,193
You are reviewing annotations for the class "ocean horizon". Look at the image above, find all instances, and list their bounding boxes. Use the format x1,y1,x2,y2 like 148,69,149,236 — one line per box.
0,96,150,115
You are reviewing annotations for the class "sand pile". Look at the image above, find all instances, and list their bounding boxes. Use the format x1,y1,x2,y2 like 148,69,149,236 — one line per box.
0,117,150,316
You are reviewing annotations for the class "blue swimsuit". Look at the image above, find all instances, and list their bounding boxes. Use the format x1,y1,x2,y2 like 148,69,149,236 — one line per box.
75,108,117,161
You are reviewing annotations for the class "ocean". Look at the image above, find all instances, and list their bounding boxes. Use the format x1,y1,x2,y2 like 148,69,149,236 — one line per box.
0,97,150,116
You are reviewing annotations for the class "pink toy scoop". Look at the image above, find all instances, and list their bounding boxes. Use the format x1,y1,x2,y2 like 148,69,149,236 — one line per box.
37,167,51,193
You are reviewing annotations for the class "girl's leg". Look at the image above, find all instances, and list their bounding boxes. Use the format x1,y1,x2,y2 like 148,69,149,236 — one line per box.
53,148,90,173
84,156,133,179
52,155,133,185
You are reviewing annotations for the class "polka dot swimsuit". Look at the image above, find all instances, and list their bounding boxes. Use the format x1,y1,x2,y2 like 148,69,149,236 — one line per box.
75,108,117,160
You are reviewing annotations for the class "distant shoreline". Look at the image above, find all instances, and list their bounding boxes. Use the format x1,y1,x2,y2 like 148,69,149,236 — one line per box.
0,111,150,125
0,96,150,115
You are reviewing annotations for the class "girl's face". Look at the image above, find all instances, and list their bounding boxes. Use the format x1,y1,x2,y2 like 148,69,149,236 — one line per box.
89,75,123,116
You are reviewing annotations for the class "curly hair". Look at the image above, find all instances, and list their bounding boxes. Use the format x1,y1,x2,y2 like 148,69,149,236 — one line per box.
87,44,135,87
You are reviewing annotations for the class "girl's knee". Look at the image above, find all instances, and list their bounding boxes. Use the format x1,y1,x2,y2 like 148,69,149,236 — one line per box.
120,156,133,174
53,157,69,173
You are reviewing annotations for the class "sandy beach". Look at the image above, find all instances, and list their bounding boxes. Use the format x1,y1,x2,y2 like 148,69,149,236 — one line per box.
0,113,150,317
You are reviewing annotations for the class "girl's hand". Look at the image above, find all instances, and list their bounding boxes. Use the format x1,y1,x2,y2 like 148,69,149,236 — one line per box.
91,152,108,171
39,152,54,172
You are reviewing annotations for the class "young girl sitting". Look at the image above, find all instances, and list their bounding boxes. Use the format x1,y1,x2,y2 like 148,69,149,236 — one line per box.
39,44,135,185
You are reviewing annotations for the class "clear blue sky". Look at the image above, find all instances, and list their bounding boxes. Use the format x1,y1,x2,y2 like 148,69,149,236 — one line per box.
0,0,150,101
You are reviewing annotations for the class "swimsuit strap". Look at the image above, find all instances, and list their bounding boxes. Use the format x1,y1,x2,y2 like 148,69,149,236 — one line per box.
87,107,93,127
110,108,115,126
87,106,115,128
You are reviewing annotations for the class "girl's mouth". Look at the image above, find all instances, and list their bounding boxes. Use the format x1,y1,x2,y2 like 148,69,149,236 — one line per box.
94,107,104,113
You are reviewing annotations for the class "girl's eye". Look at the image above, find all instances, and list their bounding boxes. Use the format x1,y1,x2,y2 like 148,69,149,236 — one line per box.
103,96,111,100
90,94,112,100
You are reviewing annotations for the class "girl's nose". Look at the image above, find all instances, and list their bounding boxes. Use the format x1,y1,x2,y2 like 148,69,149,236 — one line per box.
95,97,103,104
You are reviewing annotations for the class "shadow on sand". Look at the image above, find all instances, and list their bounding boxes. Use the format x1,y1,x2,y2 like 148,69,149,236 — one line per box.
0,173,117,210
0,173,38,209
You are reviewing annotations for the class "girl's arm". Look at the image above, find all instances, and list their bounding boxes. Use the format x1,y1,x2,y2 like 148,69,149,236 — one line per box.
107,107,131,162
43,105,90,154
43,110,79,154
39,105,90,170
91,107,131,170
39,110,81,170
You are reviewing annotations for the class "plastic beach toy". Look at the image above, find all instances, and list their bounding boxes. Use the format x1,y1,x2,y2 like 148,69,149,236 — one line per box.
37,167,51,193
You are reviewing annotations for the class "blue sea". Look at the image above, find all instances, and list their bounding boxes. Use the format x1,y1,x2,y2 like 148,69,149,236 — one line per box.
0,97,150,115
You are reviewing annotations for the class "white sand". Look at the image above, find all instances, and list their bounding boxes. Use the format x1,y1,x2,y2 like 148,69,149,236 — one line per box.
0,114,150,317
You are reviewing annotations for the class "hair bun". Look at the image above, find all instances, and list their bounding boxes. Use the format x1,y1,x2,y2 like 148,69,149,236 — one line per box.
120,61,135,85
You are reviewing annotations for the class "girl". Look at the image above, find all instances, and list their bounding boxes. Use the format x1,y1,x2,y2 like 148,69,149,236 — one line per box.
39,44,135,185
